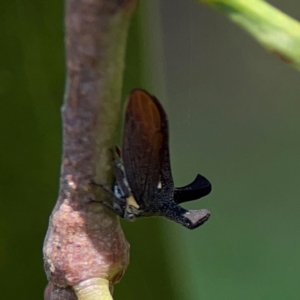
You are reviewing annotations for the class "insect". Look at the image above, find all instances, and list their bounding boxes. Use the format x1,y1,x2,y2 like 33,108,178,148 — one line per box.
97,89,211,229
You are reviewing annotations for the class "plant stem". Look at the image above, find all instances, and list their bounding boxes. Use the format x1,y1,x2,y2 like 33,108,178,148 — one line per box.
199,0,300,69
43,1,138,299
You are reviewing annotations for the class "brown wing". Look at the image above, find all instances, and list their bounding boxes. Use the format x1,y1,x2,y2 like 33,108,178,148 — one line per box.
122,89,172,208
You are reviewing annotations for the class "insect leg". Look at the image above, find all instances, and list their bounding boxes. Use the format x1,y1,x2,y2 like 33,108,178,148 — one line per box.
159,200,210,230
90,181,126,217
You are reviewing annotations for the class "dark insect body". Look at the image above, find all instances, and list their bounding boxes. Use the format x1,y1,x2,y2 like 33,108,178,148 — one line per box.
98,89,211,229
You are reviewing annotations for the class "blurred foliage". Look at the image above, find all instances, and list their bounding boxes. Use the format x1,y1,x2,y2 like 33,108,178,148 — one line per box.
1,1,300,300
159,1,300,299
0,1,64,299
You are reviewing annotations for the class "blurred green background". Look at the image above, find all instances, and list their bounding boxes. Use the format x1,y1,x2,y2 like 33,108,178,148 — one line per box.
1,1,300,299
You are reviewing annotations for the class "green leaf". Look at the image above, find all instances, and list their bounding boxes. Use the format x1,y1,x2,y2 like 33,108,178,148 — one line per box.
199,0,300,69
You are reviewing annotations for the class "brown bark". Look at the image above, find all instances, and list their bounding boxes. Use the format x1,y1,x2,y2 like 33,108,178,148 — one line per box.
43,1,138,299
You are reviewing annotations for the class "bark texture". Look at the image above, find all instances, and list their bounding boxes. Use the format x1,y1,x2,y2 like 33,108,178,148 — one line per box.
43,1,138,299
